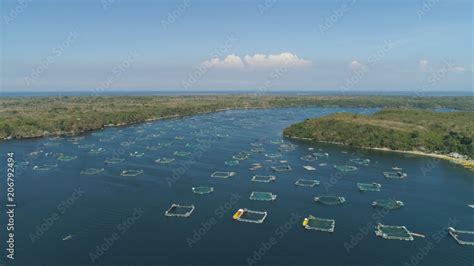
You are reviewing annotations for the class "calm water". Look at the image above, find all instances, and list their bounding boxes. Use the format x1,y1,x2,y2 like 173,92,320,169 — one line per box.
1,107,473,266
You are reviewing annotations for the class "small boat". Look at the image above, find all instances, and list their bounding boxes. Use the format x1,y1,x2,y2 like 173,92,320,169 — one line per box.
302,218,309,227
233,209,244,220
392,167,403,171
468,204,474,208
303,165,316,171
62,235,73,241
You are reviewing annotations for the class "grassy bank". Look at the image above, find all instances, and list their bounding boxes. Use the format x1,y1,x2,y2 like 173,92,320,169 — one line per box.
1,95,473,139
283,109,474,166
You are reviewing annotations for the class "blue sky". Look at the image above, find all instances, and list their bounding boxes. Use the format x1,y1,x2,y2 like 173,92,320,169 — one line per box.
1,0,472,92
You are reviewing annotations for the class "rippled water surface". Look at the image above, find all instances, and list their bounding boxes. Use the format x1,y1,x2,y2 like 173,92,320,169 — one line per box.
2,107,473,265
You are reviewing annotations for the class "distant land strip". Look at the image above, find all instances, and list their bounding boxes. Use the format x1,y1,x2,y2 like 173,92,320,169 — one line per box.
1,95,473,139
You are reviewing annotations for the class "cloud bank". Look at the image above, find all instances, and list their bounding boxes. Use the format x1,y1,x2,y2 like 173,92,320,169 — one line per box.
201,52,311,69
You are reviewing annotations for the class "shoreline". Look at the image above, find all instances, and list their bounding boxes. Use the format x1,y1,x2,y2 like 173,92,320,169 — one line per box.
285,136,474,170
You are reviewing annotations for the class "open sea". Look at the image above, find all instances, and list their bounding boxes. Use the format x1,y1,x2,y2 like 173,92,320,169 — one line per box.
1,107,473,266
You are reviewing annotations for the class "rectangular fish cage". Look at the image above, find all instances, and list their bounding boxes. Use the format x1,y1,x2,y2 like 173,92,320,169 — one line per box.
383,171,407,179
165,204,195,218
295,179,320,187
271,165,292,172
375,223,414,241
303,215,335,232
249,191,277,201
357,183,382,192
334,165,358,172
372,199,404,210
211,171,236,178
448,227,474,245
314,196,346,205
192,186,214,194
233,209,267,224
251,175,276,183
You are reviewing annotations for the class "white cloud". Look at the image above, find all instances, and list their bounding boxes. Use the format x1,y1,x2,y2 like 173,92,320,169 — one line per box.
449,66,466,73
419,59,429,70
201,54,244,69
200,52,311,69
244,52,311,68
349,60,364,71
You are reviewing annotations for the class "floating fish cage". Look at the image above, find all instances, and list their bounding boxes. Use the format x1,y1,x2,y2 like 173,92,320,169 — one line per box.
78,144,95,149
80,168,105,175
88,148,105,154
192,186,214,194
314,196,346,205
372,199,404,210
300,155,317,162
105,158,125,164
383,171,407,179
375,223,414,241
295,179,319,187
250,147,264,153
349,158,370,165
271,165,292,172
165,204,195,217
357,183,382,192
448,227,474,245
334,165,358,172
312,152,328,158
302,215,335,232
185,143,200,149
146,145,162,151
265,153,282,159
251,175,276,183
174,151,191,157
232,209,267,224
155,158,175,164
120,169,143,177
33,164,58,171
303,165,316,171
225,160,239,166
249,163,263,171
233,151,251,161
130,151,145,157
211,171,236,178
57,155,78,161
249,191,277,201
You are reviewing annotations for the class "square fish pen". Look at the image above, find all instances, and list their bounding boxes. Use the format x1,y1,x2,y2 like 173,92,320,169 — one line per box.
303,215,335,232
375,223,414,241
192,186,214,195
251,175,276,183
271,165,292,172
165,204,195,217
334,165,358,172
80,168,105,175
233,209,267,224
448,227,474,245
372,199,404,210
357,183,382,192
211,171,236,178
383,171,407,179
314,196,346,205
249,192,277,201
295,179,319,187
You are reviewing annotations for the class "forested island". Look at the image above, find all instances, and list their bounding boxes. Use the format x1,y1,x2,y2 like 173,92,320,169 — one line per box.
284,109,474,168
1,95,473,139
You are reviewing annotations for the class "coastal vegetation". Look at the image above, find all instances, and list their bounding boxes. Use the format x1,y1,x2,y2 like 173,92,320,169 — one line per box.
1,95,473,139
284,109,474,158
